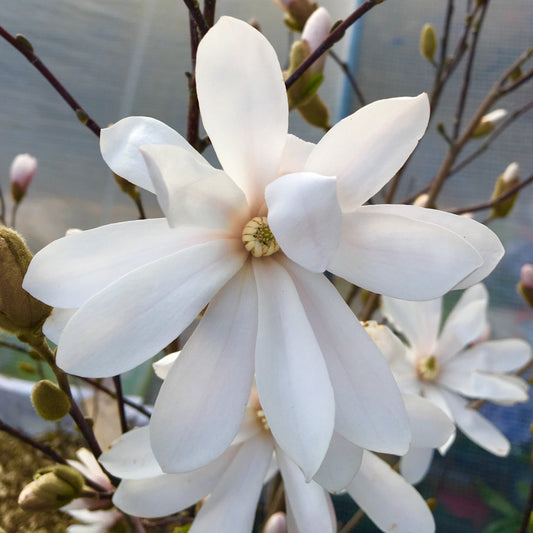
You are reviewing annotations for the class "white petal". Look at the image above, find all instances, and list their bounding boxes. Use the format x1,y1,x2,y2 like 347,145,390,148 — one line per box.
277,447,336,533
305,94,429,210
100,116,206,193
313,432,363,493
56,239,246,377
150,265,257,473
403,393,455,448
253,259,335,479
24,220,218,308
362,205,504,288
113,446,239,518
277,134,315,176
43,308,76,345
99,426,162,479
381,296,441,356
280,257,411,455
400,447,434,485
438,388,510,456
435,284,489,363
301,7,332,73
328,207,482,300
446,339,532,373
196,17,288,209
191,436,273,533
152,351,180,380
348,451,435,533
139,144,249,231
438,370,529,403
266,172,342,272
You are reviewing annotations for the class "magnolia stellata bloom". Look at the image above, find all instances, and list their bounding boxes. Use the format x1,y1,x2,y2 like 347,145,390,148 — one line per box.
373,284,531,483
100,360,451,533
24,17,502,479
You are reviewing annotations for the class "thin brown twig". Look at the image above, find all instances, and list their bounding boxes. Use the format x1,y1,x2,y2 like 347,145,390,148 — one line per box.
339,509,365,533
0,25,100,137
203,0,216,27
186,14,202,151
285,0,386,90
113,375,128,434
182,0,209,37
328,50,366,107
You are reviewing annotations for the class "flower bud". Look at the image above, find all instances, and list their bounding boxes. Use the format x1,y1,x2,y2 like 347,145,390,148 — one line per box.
113,172,141,205
274,0,318,31
301,7,332,74
491,162,519,218
31,379,71,421
263,512,287,533
18,465,84,511
420,24,436,62
296,93,330,130
518,264,533,309
10,153,37,203
471,109,507,137
413,193,432,208
0,226,51,336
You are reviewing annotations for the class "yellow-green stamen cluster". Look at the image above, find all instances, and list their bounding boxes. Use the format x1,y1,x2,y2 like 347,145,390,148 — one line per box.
242,216,280,258
416,355,440,381
256,408,270,432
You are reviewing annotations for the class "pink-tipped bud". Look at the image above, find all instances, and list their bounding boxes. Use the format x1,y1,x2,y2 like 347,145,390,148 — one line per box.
518,264,533,309
263,512,287,533
10,153,37,203
472,109,507,137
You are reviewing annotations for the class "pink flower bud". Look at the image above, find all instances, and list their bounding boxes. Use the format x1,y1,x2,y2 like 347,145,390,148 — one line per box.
263,512,287,533
521,264,533,289
10,153,37,203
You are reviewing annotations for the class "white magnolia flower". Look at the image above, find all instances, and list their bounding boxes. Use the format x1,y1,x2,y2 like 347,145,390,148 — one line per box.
24,17,502,479
374,284,532,483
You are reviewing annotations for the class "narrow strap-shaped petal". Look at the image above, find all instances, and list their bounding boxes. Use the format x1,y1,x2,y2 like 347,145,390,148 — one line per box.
196,17,288,209
435,284,489,363
305,94,430,210
381,295,441,357
150,265,257,473
191,436,273,533
266,172,342,272
328,207,482,300
313,432,363,493
140,144,249,231
253,258,335,480
100,116,206,193
112,446,240,518
347,451,436,533
56,238,246,377
99,427,162,479
438,388,510,456
360,204,504,288
280,256,411,455
277,447,336,533
24,220,220,308
400,447,435,485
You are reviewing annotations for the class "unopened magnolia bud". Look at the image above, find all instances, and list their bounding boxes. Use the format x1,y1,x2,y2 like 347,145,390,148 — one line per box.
518,264,533,309
275,0,318,31
297,93,330,130
19,361,36,374
510,66,522,81
491,162,519,218
0,226,51,336
15,33,34,53
413,193,431,208
301,7,331,74
76,108,89,125
426,497,437,512
420,24,436,62
10,153,37,203
248,18,262,32
31,379,71,421
18,465,84,511
472,109,507,137
113,173,141,204
263,512,287,533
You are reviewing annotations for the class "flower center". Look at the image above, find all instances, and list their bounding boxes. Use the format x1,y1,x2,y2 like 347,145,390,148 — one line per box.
255,408,270,432
416,355,440,381
242,216,280,258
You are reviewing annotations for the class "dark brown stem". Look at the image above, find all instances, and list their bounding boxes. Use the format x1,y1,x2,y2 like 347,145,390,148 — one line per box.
329,50,366,107
80,377,151,418
0,185,5,225
285,0,386,90
450,171,533,215
203,0,216,27
113,375,128,434
182,0,209,36
0,25,100,137
186,15,202,151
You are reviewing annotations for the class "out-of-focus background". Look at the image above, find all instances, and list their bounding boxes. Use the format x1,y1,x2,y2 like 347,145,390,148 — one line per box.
1,1,532,531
